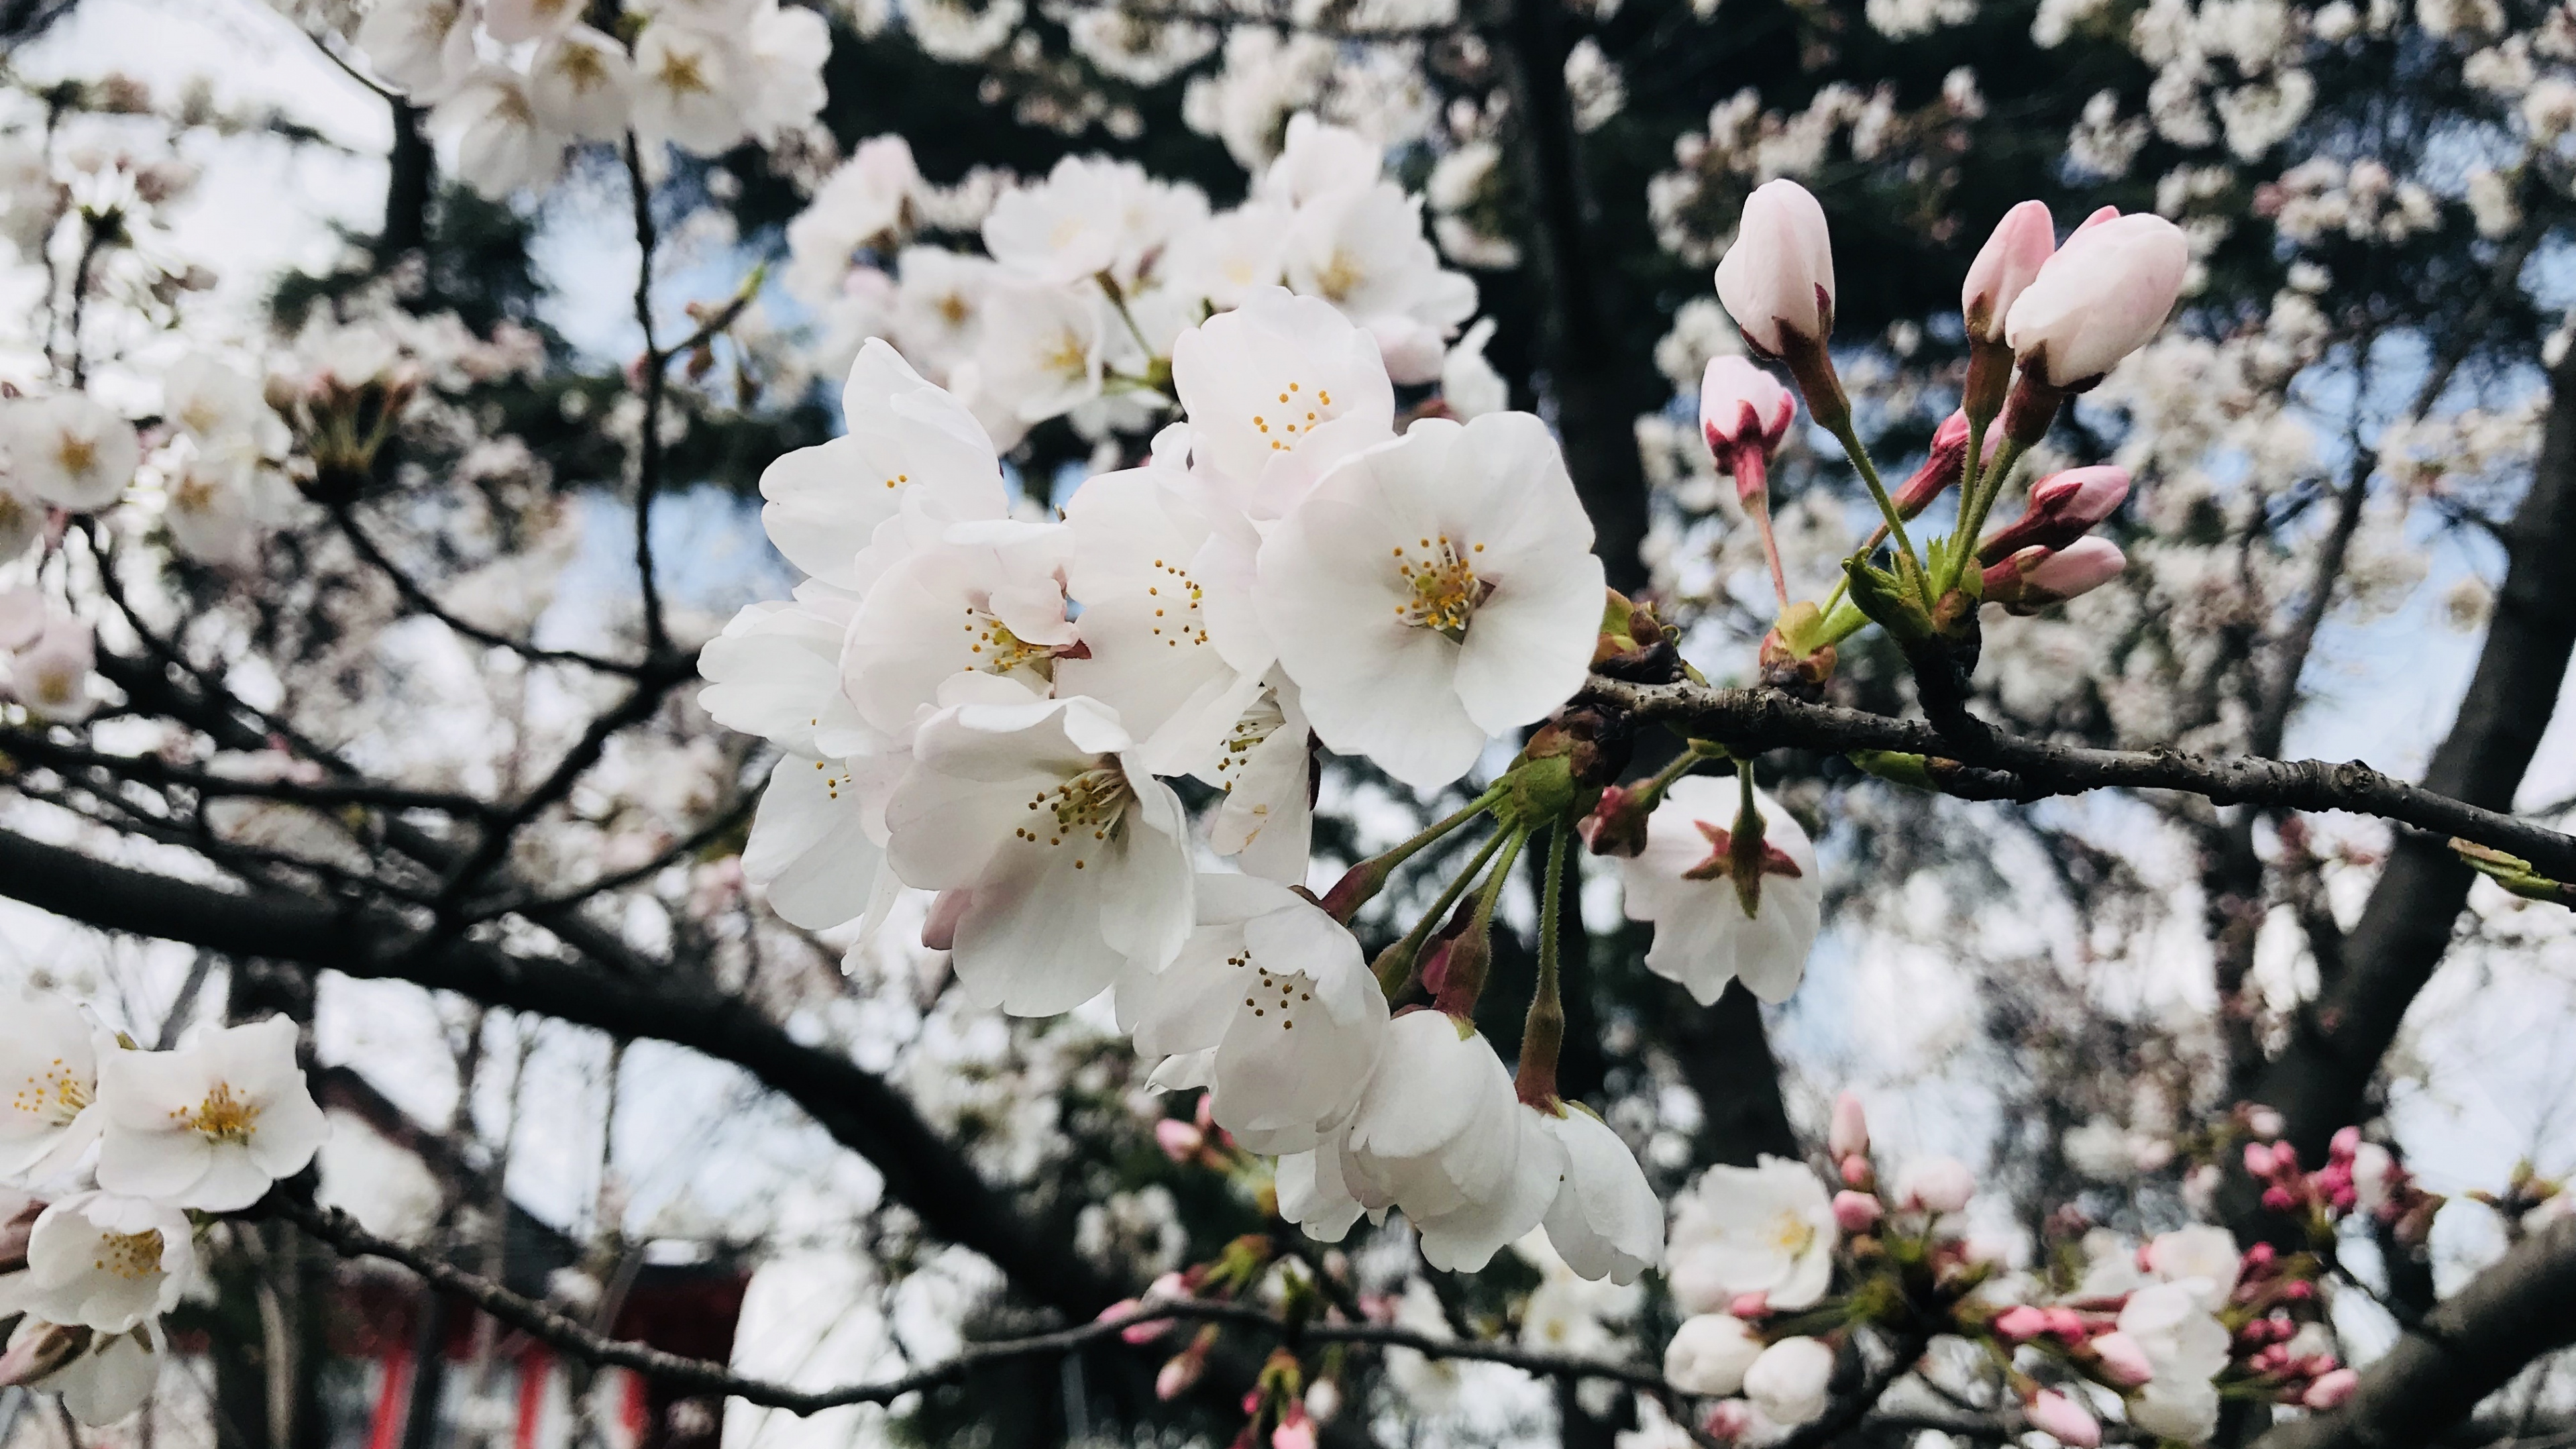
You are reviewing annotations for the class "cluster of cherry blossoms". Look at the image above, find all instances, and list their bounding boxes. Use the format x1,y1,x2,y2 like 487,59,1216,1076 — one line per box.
352,0,832,198
778,114,1490,453
1652,1096,2372,1444
0,1009,328,1426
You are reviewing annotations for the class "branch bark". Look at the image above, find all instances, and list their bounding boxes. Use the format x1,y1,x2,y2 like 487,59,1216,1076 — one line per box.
1580,677,2576,877
2253,1216,2576,1449
0,824,1123,1320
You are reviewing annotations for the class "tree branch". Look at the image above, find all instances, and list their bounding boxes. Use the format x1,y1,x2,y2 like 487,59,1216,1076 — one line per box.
1580,677,2576,877
2254,1216,2576,1449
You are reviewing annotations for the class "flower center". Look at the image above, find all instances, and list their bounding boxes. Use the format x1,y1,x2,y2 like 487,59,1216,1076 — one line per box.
1013,764,1135,869
809,757,853,802
56,435,97,476
1040,328,1089,379
175,1082,260,1144
658,50,711,97
1228,945,1313,1030
1770,1211,1816,1257
959,604,1069,677
936,292,973,327
1313,251,1364,303
1250,379,1338,454
1143,555,1208,650
10,1057,91,1126
93,1230,163,1281
174,470,223,515
1392,535,1491,639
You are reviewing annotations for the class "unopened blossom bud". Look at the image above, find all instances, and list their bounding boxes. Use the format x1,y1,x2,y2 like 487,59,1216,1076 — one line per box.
1703,1400,1756,1442
1580,784,1653,859
1831,1189,1882,1233
0,1319,89,1387
2004,213,2190,390
2245,1141,2278,1177
1727,1291,1770,1320
2076,205,2120,231
2263,1185,2297,1211
2088,1330,2154,1387
1829,1091,1870,1159
1157,1348,1205,1400
1305,1380,1341,1423
1981,539,2126,616
2042,1307,2089,1341
1894,411,1972,518
1840,1153,1872,1187
1894,1156,1977,1214
1665,1314,1765,1396
1156,1118,1205,1163
1992,1305,2049,1341
1272,1401,1316,1449
2025,1390,2102,1447
2330,1126,2361,1161
2247,1106,2286,1139
1715,180,1835,358
1962,200,2055,345
1977,466,2130,563
1701,358,1796,489
2304,1368,2359,1410
1743,1336,1835,1427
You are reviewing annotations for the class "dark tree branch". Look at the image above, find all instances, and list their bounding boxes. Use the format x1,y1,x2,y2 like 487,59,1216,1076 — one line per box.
0,727,501,822
328,502,653,676
2254,1216,2576,1449
273,1198,1675,1415
1580,676,2576,877
0,822,1124,1320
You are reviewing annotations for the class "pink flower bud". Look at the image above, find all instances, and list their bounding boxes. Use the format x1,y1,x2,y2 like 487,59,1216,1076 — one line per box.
1982,539,2125,614
2245,1142,2278,1177
2076,205,2120,231
1728,1291,1770,1320
2283,1279,2313,1301
2303,1368,2359,1411
1580,785,1652,859
1157,1350,1204,1401
2025,1389,2102,1448
1894,1156,1978,1214
1715,180,1836,356
1831,1190,1882,1233
1840,1154,1872,1187
2244,1242,2277,1269
2043,1308,2090,1342
1992,1305,2049,1341
2274,1142,2302,1172
2263,1185,2297,1211
1829,1091,1870,1159
1272,1402,1316,1449
2088,1330,2153,1387
1701,357,1796,466
1963,200,2056,344
1894,411,1972,517
2003,213,2190,388
1703,1400,1756,1442
2330,1126,2361,1161
1157,1118,1205,1163
1976,465,2131,563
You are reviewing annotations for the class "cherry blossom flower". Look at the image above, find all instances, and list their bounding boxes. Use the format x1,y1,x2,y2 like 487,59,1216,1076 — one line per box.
1170,288,1395,517
1282,182,1477,385
437,70,568,201
94,1017,329,1213
1118,874,1387,1152
11,612,100,725
2105,1280,2230,1439
1893,1156,1977,1214
981,155,1150,285
698,595,870,760
743,750,904,935
2025,1389,2102,1447
6,394,137,511
19,1193,194,1333
1742,1336,1835,1426
1254,413,1606,792
1440,319,1508,421
1713,179,1834,356
2141,1225,2241,1309
0,998,106,1183
1662,1313,1762,1396
885,696,1193,1015
787,139,921,303
1978,465,2130,560
527,28,637,143
354,0,474,99
1203,678,1313,883
755,339,1008,593
483,0,586,43
1161,203,1291,310
973,282,1108,423
841,521,1076,739
1667,1155,1837,1311
1983,537,2127,614
1536,1106,1662,1284
1961,199,2056,343
737,0,832,143
1618,777,1821,1005
2003,213,2191,388
631,21,747,156
889,248,1000,376
1256,114,1382,210
1699,357,1794,466
7,1324,160,1426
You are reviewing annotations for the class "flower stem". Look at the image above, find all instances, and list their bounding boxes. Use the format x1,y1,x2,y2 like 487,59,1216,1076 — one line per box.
1321,783,1505,921
1373,826,1511,998
1514,824,1570,1106
1944,429,2028,594
1430,825,1528,1013
1823,415,1919,577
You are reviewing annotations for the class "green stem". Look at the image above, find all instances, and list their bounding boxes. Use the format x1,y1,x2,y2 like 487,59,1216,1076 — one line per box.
1381,784,1507,876
1824,415,1919,574
1938,415,1991,594
1375,826,1511,998
1950,435,2030,580
1515,824,1570,1105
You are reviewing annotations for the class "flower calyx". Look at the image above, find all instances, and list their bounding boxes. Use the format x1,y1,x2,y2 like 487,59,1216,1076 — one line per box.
1594,591,1682,684
1682,814,1804,918
2453,839,2576,908
1759,601,1838,699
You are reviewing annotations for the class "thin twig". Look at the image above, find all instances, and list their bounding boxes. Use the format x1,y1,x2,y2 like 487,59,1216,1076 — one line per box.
623,133,670,661
329,502,651,676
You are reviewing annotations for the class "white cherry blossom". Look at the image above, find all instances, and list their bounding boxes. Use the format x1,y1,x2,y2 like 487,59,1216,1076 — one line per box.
527,28,637,142
1537,1105,1663,1284
484,0,587,43
885,696,1193,1014
841,521,1075,739
437,70,568,201
743,749,904,935
755,339,1008,592
1666,1155,1837,1311
1663,1313,1764,1396
1171,287,1395,518
11,612,99,725
788,139,922,303
981,155,1153,285
1283,181,1477,384
19,1325,160,1426
1204,676,1313,883
698,593,870,759
0,998,105,1183
2103,1280,2231,1439
19,1193,194,1334
631,21,747,156
972,282,1107,423
889,248,999,378
354,0,475,99
1254,413,1605,793
1619,777,1821,1004
94,1017,329,1213
737,0,832,142
1743,1336,1835,1426
1713,178,1835,355
7,394,137,511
